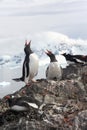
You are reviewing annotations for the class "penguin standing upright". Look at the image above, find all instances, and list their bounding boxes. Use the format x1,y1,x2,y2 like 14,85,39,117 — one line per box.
45,50,62,80
13,40,39,84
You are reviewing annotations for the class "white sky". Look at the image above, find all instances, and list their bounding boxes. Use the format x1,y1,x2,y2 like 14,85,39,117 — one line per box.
0,0,87,47
0,0,86,16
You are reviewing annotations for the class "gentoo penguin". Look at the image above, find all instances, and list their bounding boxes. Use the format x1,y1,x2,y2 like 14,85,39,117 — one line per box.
62,53,84,65
72,54,87,64
13,40,39,84
45,50,62,80
4,95,39,111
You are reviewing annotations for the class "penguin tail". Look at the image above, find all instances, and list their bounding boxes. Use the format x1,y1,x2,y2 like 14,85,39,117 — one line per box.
12,77,24,82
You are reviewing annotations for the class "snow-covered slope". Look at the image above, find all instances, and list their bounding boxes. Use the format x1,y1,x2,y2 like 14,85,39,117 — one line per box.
0,31,87,68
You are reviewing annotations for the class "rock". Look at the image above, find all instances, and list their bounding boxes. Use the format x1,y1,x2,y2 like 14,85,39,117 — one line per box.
74,110,87,130
0,64,87,129
62,64,80,79
62,64,87,80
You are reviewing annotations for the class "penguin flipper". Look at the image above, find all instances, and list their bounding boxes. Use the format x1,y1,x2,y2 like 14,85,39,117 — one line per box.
25,61,29,77
12,77,24,82
23,101,38,109
46,66,49,78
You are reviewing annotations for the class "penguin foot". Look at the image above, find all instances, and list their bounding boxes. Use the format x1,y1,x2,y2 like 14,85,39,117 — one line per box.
25,82,31,87
25,79,38,87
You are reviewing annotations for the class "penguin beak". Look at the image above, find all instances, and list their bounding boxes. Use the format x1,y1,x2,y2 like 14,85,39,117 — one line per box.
45,50,48,54
25,40,31,46
45,50,51,55
27,40,31,45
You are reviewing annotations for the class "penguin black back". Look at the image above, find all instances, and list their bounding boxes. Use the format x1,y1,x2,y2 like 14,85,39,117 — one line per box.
13,40,39,83
13,40,32,82
23,40,33,78
24,40,33,55
62,53,86,65
4,95,39,111
73,54,87,62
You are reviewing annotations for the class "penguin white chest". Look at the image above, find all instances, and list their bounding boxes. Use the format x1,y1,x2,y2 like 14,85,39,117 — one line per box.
46,62,62,80
11,105,28,111
28,53,39,80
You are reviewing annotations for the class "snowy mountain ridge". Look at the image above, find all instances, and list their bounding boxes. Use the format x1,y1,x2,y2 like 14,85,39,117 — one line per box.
0,32,87,67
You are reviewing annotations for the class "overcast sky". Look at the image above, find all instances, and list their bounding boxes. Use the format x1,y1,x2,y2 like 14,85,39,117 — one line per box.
0,0,86,16
0,0,87,40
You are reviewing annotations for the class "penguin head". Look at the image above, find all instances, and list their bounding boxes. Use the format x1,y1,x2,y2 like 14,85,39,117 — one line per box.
45,50,57,62
61,53,67,57
24,40,33,55
4,95,15,107
62,53,73,59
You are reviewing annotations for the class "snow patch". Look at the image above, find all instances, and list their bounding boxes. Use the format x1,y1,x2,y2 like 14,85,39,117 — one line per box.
0,81,11,86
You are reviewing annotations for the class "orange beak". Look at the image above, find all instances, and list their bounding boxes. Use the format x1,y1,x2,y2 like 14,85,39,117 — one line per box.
27,40,31,45
25,40,31,46
4,95,11,100
45,50,52,55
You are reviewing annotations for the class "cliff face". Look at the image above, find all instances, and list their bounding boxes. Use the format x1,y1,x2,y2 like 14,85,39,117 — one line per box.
0,64,87,130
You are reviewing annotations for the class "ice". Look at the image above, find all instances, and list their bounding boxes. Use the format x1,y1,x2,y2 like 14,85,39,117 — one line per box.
0,31,87,68
0,81,10,87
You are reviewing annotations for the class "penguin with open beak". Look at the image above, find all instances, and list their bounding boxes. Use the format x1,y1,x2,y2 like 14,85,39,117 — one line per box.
45,50,62,80
13,40,39,84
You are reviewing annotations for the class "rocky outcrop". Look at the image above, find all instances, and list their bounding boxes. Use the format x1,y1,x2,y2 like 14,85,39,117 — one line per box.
0,64,87,130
